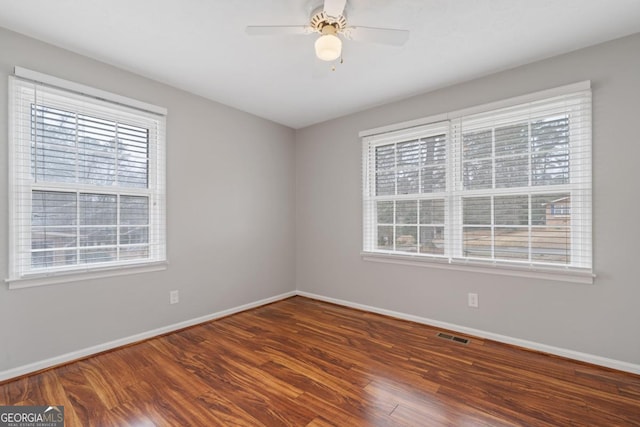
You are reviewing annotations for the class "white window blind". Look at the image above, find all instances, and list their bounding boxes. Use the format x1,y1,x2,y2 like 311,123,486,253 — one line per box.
8,74,167,284
363,122,450,258
362,85,592,278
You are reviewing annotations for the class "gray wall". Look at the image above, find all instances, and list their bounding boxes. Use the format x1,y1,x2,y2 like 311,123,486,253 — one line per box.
295,33,640,365
2,25,639,374
0,27,296,372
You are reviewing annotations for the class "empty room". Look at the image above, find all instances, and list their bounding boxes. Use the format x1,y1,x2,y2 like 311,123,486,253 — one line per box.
1,0,639,425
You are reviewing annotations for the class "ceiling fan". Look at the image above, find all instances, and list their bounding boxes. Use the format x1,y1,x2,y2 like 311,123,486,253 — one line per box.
246,0,410,63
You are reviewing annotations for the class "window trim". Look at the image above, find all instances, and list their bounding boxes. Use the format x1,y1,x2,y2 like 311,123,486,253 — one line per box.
6,261,168,290
6,68,167,288
359,81,590,139
361,82,593,283
13,66,167,115
361,251,595,284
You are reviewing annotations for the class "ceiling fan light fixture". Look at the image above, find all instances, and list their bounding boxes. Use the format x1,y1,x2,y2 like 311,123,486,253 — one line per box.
315,34,342,61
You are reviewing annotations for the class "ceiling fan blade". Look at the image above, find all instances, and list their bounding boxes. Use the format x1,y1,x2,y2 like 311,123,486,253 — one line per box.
245,25,313,36
343,26,410,46
323,0,347,17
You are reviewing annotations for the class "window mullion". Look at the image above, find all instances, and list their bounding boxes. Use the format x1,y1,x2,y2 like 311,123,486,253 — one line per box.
528,194,532,262
393,143,397,252
392,201,397,252
416,198,421,253
74,112,79,184
491,128,496,260
117,194,121,262
115,122,120,186
76,191,80,267
449,120,460,261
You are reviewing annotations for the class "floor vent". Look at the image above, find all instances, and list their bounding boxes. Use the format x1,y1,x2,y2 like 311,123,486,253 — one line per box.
437,332,469,345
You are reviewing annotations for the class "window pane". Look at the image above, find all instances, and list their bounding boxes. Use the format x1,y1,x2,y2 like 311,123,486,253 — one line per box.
395,226,417,252
420,199,444,224
397,169,419,194
120,227,149,245
396,200,417,224
31,191,78,269
463,130,492,159
531,117,570,186
419,226,444,255
376,171,395,196
118,157,148,188
463,227,492,258
77,114,116,185
118,123,149,188
495,155,528,188
494,227,529,261
422,134,447,165
532,152,569,186
120,246,150,260
78,149,116,185
32,143,77,183
32,249,76,269
32,191,77,226
532,226,570,264
78,115,115,143
463,197,491,225
463,159,492,190
80,194,117,225
80,248,116,264
32,227,76,249
531,117,569,150
397,140,421,168
376,201,393,224
32,106,77,184
377,226,393,250
495,195,528,225
375,144,395,170
495,123,528,155
531,193,570,226
421,166,446,193
80,226,117,247
33,105,76,147
531,193,571,264
120,196,149,225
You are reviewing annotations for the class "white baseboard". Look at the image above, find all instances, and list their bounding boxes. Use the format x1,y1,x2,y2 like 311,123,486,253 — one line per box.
3,289,638,382
0,291,296,382
296,291,640,375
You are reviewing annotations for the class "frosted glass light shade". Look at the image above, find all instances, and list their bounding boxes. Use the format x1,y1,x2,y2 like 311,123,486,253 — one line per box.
315,34,342,61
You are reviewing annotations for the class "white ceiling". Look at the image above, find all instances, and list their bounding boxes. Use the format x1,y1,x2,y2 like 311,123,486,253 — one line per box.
1,0,639,129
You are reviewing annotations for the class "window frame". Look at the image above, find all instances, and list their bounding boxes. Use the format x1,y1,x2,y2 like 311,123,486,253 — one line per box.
362,122,451,258
7,68,167,289
361,82,593,283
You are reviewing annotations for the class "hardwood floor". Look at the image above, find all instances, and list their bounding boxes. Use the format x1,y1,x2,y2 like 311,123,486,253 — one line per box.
1,296,639,426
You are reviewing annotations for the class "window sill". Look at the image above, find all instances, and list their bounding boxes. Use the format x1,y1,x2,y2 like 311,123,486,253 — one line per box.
5,261,168,290
361,252,594,284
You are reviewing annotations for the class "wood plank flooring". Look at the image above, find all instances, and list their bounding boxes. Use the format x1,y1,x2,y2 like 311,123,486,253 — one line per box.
1,296,639,426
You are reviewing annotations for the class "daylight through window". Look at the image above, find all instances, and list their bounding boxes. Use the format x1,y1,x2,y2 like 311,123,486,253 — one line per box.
362,85,592,276
8,74,166,284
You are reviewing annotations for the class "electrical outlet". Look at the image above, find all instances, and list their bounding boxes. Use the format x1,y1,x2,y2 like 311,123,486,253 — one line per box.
169,290,179,304
468,293,479,308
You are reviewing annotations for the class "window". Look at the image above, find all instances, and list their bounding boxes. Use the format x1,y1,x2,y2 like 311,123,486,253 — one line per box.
363,122,449,256
362,83,592,279
8,70,166,286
